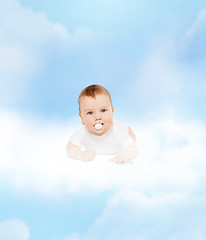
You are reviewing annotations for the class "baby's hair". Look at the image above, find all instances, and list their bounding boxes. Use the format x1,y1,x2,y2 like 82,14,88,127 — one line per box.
78,84,113,111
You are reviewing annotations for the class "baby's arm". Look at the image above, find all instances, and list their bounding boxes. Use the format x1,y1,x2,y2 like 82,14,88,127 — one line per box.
66,141,96,162
110,127,138,165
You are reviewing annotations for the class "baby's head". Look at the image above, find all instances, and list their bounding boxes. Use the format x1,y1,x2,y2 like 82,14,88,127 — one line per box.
78,85,114,136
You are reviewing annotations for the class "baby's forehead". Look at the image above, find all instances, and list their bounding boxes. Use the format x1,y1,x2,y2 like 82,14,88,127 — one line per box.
80,94,110,102
79,94,112,108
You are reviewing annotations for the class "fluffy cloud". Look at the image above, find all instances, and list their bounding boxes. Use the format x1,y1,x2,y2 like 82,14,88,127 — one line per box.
2,107,206,240
0,109,206,197
0,0,67,105
0,219,30,240
0,0,103,107
131,32,186,116
0,0,101,47
134,50,182,105
185,8,206,41
132,8,206,118
182,8,206,62
65,189,206,240
0,0,103,64
0,0,69,45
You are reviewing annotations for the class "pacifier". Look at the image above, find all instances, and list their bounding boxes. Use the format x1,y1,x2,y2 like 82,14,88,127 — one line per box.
94,123,103,130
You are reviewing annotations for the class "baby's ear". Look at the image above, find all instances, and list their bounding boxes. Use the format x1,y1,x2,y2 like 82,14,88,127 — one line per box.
112,107,114,112
79,112,84,125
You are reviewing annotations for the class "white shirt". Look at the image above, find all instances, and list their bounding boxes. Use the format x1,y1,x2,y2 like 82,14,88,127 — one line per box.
70,120,133,154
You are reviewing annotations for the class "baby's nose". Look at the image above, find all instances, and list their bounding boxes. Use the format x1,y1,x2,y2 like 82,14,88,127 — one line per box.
95,112,102,120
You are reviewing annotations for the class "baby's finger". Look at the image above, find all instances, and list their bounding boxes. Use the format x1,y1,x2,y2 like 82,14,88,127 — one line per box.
122,159,134,164
117,159,124,164
109,157,115,162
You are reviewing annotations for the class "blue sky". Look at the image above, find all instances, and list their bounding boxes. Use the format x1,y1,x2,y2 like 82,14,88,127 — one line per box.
0,0,206,239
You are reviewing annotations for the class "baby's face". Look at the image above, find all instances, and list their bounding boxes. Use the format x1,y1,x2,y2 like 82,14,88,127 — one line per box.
79,94,114,136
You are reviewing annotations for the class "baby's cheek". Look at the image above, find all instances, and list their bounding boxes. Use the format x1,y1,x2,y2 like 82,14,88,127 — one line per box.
106,113,112,120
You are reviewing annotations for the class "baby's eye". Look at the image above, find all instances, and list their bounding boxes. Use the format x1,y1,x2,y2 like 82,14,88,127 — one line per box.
101,109,107,112
87,111,93,115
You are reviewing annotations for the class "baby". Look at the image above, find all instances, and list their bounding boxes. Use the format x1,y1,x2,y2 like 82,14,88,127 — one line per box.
66,84,137,164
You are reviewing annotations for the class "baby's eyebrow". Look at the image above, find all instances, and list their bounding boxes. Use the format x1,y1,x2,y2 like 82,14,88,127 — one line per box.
84,108,94,112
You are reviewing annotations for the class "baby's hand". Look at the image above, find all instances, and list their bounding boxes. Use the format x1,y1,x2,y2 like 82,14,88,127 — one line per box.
109,154,134,165
82,150,96,162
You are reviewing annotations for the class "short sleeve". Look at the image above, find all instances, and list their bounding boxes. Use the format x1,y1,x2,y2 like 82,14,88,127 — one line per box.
69,124,86,149
113,120,134,150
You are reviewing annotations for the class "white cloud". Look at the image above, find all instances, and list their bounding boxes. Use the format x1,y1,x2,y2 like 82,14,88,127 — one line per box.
0,0,104,61
0,0,103,106
0,219,30,240
0,45,38,106
185,8,206,39
132,35,184,113
67,189,206,240
0,0,70,45
182,7,206,62
132,18,206,117
0,109,206,198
